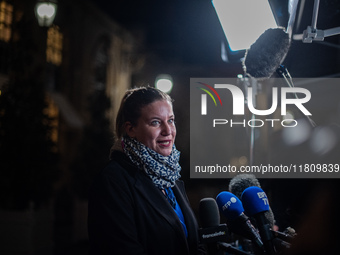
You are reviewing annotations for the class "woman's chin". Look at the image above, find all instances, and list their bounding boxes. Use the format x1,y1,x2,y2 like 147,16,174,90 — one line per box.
155,142,173,156
156,148,172,157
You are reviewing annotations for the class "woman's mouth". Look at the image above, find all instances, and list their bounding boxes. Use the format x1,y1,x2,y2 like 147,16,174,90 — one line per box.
158,140,172,147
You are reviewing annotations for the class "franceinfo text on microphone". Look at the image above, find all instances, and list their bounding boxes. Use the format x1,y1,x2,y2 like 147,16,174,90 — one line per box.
190,78,340,179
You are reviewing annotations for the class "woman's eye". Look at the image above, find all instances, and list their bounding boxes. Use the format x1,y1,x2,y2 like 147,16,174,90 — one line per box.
151,120,160,126
168,119,175,124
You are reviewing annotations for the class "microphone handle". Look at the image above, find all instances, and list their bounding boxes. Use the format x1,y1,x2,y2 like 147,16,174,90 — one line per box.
228,214,264,252
254,213,276,255
273,238,291,250
217,242,253,255
271,229,295,242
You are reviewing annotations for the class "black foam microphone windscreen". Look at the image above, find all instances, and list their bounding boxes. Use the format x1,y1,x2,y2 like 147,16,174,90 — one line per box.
199,197,220,228
242,27,291,80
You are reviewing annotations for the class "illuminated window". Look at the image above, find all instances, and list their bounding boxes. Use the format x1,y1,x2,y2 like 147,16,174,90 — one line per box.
46,25,63,66
44,94,59,152
0,1,13,42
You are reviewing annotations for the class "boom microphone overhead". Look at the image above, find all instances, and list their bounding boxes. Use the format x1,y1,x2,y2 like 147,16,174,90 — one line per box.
242,27,291,80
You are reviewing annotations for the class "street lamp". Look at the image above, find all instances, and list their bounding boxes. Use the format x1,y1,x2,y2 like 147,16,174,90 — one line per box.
34,0,58,27
155,74,173,94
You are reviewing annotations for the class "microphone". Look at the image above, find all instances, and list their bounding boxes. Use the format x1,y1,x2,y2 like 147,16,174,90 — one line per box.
228,174,275,227
198,197,228,255
242,27,291,80
241,27,316,128
241,186,276,255
198,198,251,255
229,174,261,199
216,191,264,254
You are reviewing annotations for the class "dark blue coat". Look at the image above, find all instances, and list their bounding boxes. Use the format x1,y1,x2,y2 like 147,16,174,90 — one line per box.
88,150,205,255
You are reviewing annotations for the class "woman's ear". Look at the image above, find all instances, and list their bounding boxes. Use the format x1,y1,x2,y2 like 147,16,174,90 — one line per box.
124,121,135,138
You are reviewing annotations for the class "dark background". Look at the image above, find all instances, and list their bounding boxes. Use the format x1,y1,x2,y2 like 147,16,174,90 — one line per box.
1,0,340,254
87,1,340,254
93,0,340,252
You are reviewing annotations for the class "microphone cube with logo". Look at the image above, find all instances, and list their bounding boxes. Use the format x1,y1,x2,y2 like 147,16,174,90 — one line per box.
198,198,229,244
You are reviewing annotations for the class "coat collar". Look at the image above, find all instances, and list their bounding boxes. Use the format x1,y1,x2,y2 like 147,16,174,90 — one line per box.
134,174,189,249
173,181,200,254
112,150,198,254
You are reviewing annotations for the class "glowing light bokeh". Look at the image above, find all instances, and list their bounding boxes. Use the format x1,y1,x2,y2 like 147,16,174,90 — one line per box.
37,4,56,18
35,1,57,27
155,75,173,94
310,127,338,155
282,119,312,146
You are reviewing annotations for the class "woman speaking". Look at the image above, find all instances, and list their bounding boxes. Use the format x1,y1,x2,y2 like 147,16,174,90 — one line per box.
88,87,205,255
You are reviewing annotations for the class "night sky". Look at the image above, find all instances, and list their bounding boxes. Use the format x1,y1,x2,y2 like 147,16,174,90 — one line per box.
90,0,231,65
89,0,340,78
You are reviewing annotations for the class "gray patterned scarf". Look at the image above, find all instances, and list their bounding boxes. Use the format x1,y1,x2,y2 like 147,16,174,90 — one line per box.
122,136,181,189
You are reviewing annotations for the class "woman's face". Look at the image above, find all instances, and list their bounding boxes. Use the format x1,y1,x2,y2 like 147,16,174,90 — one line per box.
126,100,176,156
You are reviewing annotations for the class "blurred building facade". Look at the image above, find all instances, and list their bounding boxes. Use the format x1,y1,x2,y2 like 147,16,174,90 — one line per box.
0,0,138,253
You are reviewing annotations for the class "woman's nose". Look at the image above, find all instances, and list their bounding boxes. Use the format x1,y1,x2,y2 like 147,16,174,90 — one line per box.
161,123,171,136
